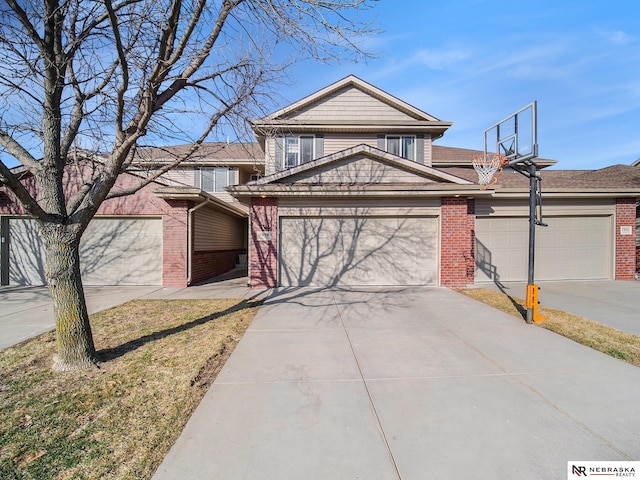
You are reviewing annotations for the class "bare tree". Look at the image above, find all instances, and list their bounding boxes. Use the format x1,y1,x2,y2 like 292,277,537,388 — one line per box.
0,0,377,371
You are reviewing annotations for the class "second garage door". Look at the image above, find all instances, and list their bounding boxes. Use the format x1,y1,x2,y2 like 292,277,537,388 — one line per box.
279,216,439,287
7,217,162,286
475,215,612,282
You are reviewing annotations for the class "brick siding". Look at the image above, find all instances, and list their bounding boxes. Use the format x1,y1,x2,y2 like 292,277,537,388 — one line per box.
615,198,636,280
249,197,278,288
191,249,246,284
440,197,475,287
162,200,189,287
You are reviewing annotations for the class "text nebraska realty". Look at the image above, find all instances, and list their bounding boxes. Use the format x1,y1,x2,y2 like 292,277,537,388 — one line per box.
573,465,635,477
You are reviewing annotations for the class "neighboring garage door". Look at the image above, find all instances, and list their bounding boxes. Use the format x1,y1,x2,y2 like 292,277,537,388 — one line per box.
7,217,162,286
475,216,612,282
279,216,438,287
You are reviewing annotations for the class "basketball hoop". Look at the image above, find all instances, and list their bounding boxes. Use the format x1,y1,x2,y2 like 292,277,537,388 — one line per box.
472,153,508,189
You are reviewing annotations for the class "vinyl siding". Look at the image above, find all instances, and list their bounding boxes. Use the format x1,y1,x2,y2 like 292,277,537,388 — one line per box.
286,86,419,122
161,168,197,187
194,208,246,251
323,133,378,155
276,155,437,185
278,197,440,217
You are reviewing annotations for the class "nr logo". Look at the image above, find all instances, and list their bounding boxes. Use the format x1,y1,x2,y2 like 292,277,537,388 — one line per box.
572,465,587,476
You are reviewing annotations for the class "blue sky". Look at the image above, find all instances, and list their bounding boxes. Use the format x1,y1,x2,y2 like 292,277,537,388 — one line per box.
280,0,640,170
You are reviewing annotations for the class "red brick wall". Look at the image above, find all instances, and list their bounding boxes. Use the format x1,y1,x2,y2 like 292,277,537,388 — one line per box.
249,197,278,289
191,249,245,284
162,200,189,287
440,197,475,287
615,198,636,280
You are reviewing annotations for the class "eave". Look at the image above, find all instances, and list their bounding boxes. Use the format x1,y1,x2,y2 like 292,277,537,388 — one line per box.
490,187,640,199
153,187,248,217
228,183,493,199
251,120,453,137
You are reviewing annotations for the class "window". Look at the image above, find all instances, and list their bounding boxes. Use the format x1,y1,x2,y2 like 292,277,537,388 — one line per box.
284,136,314,168
197,168,237,192
386,135,415,161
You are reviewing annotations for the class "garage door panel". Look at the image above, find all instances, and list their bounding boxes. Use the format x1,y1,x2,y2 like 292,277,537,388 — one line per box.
280,217,438,287
476,216,611,282
8,217,162,286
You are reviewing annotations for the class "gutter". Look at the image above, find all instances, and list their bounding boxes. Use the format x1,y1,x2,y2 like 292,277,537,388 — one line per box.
186,198,212,286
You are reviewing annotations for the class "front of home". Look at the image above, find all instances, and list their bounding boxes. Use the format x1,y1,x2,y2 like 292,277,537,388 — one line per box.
1,75,639,288
229,75,640,288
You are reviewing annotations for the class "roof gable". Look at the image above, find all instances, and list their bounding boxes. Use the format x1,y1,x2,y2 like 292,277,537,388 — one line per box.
256,145,472,186
258,75,443,123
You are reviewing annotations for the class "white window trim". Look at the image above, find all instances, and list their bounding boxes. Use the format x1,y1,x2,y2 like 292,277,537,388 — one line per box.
284,135,315,168
197,167,237,192
385,135,416,160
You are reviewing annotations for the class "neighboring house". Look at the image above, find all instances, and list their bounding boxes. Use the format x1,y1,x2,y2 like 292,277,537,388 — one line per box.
0,147,257,287
228,75,640,288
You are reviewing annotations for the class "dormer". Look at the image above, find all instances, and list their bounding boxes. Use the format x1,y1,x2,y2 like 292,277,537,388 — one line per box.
251,75,453,175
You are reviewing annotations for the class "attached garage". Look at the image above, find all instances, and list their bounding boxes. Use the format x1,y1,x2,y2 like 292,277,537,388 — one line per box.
5,216,162,286
475,215,613,282
279,216,439,287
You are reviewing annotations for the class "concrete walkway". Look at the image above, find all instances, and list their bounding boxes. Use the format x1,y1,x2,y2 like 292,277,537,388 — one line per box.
0,269,252,350
153,287,640,480
482,280,640,335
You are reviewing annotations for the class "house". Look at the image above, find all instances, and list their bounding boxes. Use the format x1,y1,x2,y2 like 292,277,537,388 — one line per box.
0,146,259,287
2,75,639,288
228,75,640,288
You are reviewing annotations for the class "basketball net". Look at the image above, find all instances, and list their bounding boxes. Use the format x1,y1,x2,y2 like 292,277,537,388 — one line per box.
472,153,508,189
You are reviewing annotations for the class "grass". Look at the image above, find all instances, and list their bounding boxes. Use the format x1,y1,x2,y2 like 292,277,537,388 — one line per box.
0,298,260,480
457,288,640,367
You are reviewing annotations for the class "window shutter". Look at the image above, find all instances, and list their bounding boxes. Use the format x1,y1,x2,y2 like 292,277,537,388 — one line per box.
416,134,425,164
275,137,284,171
194,168,201,189
377,134,385,150
315,134,324,159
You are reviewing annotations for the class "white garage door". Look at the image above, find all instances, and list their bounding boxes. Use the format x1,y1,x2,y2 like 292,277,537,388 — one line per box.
475,216,612,282
279,216,439,287
8,217,162,286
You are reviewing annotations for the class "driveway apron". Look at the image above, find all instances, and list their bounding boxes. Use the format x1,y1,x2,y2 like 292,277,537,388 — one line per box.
153,287,640,480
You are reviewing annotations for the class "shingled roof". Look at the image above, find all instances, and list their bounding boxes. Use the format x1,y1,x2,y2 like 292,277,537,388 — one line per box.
134,142,264,164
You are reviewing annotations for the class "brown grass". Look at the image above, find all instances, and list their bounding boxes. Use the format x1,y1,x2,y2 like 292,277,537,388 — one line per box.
457,288,640,367
0,298,260,480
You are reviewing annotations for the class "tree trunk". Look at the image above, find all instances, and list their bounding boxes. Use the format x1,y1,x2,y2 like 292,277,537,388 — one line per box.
42,223,97,371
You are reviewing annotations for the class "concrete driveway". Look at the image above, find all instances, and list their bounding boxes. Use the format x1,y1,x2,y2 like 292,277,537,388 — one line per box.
153,287,640,480
485,280,640,334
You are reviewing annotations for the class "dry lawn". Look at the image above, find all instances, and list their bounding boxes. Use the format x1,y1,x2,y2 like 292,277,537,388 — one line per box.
0,298,260,480
457,288,640,367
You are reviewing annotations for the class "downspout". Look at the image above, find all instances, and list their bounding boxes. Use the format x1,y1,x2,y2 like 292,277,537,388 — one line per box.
187,198,212,286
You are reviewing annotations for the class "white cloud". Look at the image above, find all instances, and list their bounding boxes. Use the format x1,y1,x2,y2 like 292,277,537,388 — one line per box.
594,27,635,45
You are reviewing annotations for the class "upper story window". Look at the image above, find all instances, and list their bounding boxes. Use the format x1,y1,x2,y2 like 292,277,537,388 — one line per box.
386,135,415,161
284,136,314,168
197,167,237,192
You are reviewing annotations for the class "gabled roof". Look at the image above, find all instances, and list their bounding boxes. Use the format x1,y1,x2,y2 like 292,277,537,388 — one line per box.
251,75,453,137
264,75,443,122
228,144,492,199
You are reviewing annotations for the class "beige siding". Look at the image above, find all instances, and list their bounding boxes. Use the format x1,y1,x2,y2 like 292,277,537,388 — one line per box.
278,155,436,185
194,208,245,251
279,197,440,217
475,198,616,216
324,133,378,155
160,168,196,187
286,86,418,122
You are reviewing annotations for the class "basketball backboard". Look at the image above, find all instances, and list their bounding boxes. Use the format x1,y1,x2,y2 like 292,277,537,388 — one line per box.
484,101,537,166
